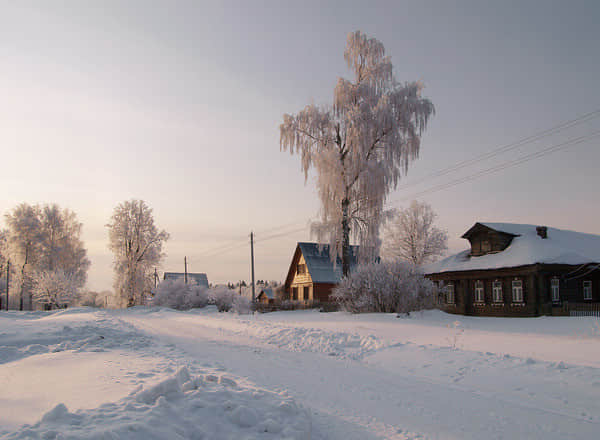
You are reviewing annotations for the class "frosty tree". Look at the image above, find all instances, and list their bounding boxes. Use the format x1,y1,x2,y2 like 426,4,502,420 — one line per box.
37,204,90,288
280,31,434,276
3,203,90,310
382,200,448,266
32,270,78,309
107,200,169,307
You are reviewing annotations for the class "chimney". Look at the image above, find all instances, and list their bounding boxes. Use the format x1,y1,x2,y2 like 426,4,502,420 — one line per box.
536,226,548,239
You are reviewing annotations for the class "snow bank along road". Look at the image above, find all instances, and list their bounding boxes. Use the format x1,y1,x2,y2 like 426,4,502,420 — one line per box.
1,307,600,439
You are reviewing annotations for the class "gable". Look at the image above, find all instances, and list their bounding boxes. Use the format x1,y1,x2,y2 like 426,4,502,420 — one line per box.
284,242,362,289
462,223,516,256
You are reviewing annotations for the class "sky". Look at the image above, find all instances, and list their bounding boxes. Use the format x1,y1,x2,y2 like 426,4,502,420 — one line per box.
1,0,599,291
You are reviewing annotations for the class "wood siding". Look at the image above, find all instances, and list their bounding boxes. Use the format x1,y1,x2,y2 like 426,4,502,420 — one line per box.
429,264,600,317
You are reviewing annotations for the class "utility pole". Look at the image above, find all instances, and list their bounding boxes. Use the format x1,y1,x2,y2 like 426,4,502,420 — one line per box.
5,260,9,311
184,256,188,284
250,232,255,303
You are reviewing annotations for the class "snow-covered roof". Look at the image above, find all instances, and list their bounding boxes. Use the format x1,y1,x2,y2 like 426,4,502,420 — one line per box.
163,272,209,287
425,223,600,274
258,288,274,299
298,242,359,284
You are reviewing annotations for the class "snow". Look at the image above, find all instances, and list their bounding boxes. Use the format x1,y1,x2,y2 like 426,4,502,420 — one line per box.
425,222,600,274
2,307,600,439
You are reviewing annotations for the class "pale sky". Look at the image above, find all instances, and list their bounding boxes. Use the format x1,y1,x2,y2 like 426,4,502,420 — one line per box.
1,1,599,291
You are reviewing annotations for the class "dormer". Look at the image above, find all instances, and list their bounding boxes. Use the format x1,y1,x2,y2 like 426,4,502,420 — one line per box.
461,223,518,257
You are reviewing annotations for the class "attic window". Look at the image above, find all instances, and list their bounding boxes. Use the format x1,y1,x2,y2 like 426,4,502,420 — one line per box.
481,240,491,253
297,264,306,275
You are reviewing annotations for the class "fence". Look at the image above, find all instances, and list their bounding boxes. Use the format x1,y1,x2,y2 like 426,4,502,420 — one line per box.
561,302,600,317
253,300,340,313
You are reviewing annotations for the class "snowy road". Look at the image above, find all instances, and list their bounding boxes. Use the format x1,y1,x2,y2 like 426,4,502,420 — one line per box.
2,307,599,439
121,309,600,440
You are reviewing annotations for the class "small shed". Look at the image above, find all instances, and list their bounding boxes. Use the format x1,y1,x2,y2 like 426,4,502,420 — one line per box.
257,288,275,304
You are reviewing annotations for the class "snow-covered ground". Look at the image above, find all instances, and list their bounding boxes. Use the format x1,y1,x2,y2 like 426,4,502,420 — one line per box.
1,307,599,439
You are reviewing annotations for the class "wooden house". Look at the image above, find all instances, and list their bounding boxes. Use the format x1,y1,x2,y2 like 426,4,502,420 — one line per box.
257,288,275,304
425,223,600,317
163,272,209,288
284,242,359,302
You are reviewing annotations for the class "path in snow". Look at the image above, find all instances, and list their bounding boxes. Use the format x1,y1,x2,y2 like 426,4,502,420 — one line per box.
121,308,600,440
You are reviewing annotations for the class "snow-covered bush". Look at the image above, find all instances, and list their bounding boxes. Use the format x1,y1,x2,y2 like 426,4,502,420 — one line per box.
331,261,435,313
209,286,250,313
152,279,209,310
209,286,237,312
32,270,79,309
233,294,252,314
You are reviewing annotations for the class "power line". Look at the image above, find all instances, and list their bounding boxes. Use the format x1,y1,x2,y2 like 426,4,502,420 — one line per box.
395,109,600,191
389,130,600,203
185,110,600,263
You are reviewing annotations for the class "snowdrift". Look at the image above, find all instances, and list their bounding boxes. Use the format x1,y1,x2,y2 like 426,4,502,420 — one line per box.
2,367,311,440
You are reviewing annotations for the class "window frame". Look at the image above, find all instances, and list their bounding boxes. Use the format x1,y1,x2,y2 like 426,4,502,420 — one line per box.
445,283,455,304
474,280,485,303
512,278,524,303
583,280,592,300
296,263,306,275
492,280,503,303
550,277,560,303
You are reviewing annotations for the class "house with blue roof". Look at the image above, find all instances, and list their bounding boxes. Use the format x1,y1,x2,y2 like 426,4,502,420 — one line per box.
163,272,209,288
284,242,359,302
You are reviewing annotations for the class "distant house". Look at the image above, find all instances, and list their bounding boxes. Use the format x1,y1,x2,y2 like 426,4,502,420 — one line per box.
163,272,209,288
284,242,359,302
257,288,275,304
425,223,600,317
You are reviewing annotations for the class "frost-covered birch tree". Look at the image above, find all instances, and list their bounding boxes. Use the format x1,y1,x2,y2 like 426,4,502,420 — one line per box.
107,200,169,307
280,31,434,276
382,200,448,266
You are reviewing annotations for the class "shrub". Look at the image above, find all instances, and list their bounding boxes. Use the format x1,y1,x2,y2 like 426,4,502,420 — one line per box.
32,270,79,309
152,279,209,310
331,261,435,313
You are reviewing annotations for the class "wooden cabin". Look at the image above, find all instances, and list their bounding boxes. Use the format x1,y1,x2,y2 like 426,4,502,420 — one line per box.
284,242,359,303
257,288,275,304
425,223,600,317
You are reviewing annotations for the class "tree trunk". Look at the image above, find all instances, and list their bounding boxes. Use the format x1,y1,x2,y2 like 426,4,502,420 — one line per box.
341,197,350,278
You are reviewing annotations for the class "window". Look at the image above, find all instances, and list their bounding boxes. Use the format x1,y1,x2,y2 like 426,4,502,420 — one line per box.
445,283,455,304
297,264,306,275
583,280,592,300
493,280,503,303
551,278,560,302
512,279,523,303
292,287,298,301
303,286,310,301
481,240,491,253
474,280,485,303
